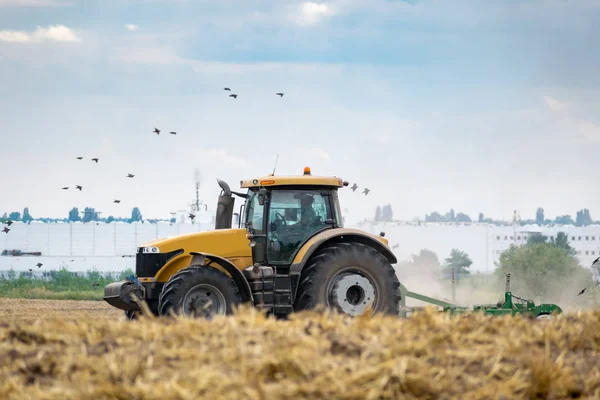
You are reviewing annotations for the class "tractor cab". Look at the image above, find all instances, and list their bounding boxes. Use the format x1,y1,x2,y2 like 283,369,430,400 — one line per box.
240,167,345,266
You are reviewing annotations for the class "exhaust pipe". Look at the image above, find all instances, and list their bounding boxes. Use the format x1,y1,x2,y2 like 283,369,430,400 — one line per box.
215,179,235,230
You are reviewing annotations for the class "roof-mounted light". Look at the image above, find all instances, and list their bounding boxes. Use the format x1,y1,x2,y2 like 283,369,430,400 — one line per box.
303,166,311,175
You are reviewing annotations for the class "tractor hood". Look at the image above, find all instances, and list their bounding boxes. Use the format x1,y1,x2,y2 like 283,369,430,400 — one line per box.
139,228,252,259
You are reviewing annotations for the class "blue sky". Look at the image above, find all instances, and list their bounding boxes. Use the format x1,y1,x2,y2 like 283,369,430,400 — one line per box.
0,0,599,223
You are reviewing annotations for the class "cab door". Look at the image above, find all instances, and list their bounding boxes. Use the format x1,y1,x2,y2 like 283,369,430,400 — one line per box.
266,188,333,265
244,189,267,264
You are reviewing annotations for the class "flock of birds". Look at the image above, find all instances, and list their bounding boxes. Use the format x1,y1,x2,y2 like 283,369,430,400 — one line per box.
350,182,370,196
2,220,12,234
223,87,284,99
60,156,139,199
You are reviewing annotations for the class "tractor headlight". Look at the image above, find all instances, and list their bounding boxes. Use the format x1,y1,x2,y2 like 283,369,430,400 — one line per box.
142,246,160,254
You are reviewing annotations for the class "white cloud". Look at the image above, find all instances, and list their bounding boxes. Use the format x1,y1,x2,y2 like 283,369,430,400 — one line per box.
0,25,81,43
111,46,341,74
0,0,69,6
296,147,331,161
125,24,139,31
207,149,247,167
542,96,600,143
574,119,600,143
293,2,337,26
543,95,568,113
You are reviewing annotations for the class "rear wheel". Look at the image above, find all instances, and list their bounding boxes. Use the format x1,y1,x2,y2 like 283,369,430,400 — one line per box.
158,266,242,319
294,242,401,316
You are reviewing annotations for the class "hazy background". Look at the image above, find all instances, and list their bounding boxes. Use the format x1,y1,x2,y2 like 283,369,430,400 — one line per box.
1,0,599,225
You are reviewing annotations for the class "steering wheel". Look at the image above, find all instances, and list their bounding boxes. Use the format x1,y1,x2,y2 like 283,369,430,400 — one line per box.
275,212,287,226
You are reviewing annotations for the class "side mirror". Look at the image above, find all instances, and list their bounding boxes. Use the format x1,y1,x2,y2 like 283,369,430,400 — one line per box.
258,188,267,206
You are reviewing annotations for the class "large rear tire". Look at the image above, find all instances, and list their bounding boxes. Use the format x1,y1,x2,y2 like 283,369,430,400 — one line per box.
294,242,401,316
158,266,243,319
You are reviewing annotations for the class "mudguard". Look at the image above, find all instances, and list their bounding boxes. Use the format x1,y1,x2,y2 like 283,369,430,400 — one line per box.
188,251,253,303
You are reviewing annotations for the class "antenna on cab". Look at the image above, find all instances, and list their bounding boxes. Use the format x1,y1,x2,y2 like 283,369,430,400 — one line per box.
272,153,279,176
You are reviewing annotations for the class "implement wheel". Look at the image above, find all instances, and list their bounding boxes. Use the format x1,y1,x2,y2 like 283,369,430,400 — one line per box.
294,242,401,316
158,266,242,319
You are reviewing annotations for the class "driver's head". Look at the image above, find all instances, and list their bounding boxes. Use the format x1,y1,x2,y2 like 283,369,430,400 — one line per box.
300,194,313,208
299,195,315,222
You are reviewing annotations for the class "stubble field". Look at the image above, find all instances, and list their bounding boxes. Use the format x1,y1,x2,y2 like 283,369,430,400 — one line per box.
1,299,600,400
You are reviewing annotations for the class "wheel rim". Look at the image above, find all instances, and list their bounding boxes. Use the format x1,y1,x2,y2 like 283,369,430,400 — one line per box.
328,271,377,316
181,284,227,319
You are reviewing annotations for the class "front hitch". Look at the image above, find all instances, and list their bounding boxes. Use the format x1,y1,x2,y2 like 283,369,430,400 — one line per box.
103,278,145,311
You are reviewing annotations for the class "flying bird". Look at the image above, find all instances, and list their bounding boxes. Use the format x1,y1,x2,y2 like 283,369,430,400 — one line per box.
189,213,196,220
126,173,135,178
578,288,587,296
6,220,13,226
170,131,177,135
92,158,99,163
36,263,43,268
363,188,370,196
114,200,121,204
153,128,160,135
224,87,231,91
62,187,69,190
2,227,9,234
229,94,238,99
276,93,284,97
76,185,83,191
76,157,83,160
29,269,33,272
351,183,358,192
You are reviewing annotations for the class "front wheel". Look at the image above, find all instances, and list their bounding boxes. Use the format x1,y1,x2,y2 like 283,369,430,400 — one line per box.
294,242,401,316
124,310,140,320
158,266,243,319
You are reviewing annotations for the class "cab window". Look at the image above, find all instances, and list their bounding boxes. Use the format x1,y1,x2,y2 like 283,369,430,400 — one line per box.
267,189,332,263
245,190,264,233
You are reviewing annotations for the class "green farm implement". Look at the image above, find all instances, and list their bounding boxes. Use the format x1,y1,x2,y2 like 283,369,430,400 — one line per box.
398,273,563,319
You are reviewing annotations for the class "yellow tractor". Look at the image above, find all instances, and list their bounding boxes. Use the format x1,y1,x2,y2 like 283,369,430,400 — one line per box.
104,167,401,319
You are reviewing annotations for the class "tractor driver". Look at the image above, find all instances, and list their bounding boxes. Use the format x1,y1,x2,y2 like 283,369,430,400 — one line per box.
297,194,318,226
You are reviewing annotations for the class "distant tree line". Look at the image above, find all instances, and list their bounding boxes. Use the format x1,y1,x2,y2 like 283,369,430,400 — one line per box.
394,234,598,304
0,206,177,224
370,206,598,226
397,247,474,282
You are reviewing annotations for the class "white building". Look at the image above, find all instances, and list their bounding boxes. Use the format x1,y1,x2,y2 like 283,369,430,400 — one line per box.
1,219,599,277
356,221,600,274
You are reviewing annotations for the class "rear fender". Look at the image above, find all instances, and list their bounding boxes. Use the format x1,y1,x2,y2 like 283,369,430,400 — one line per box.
289,228,397,301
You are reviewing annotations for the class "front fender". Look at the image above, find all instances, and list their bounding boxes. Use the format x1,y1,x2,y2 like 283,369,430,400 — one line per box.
186,251,253,303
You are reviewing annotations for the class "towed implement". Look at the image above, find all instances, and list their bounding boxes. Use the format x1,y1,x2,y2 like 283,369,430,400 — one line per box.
398,273,562,319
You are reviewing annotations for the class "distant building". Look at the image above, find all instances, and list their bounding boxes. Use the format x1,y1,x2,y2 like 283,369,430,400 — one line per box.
357,221,600,273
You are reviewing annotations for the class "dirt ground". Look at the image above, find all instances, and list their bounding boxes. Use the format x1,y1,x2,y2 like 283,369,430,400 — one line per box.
0,298,123,323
